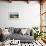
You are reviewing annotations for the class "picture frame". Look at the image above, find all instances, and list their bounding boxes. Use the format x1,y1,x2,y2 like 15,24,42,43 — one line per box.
10,13,19,18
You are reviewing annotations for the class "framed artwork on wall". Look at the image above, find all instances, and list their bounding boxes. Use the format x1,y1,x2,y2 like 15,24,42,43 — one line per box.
10,13,19,19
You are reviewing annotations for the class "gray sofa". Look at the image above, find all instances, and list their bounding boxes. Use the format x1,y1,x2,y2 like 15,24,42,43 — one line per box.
3,27,34,43
8,33,34,43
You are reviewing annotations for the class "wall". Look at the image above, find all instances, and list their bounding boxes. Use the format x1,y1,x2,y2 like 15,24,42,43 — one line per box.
0,1,40,28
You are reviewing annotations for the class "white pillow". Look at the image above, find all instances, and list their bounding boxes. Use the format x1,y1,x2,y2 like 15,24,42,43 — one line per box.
21,28,27,35
3,29,10,36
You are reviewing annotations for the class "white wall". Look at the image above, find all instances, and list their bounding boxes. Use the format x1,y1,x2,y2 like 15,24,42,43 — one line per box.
0,1,40,28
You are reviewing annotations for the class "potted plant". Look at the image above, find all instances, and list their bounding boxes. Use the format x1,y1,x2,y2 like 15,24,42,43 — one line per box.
32,27,38,40
32,27,43,40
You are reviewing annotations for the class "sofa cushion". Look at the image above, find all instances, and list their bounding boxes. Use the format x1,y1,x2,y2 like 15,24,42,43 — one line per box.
14,28,21,33
0,28,2,35
21,28,27,35
8,27,14,34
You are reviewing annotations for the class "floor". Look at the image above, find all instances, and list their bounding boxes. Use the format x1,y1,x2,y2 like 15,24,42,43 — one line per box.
19,40,46,46
0,40,46,46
